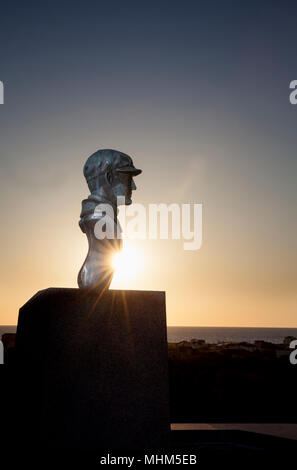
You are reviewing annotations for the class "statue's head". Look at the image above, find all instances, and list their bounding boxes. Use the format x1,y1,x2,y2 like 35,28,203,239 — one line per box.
83,149,142,206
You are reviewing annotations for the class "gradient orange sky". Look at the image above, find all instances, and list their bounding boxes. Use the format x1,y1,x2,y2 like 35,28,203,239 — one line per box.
0,2,296,326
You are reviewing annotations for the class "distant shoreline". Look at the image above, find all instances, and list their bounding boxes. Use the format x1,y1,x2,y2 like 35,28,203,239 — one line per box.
2,325,297,344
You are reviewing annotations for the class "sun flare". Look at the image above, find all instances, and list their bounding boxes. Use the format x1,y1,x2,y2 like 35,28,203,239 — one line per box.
111,241,143,284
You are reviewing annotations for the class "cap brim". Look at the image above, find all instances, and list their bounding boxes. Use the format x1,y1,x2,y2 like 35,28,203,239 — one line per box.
116,167,142,176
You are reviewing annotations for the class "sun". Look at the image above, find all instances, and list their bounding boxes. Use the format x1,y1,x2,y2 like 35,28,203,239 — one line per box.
111,241,143,285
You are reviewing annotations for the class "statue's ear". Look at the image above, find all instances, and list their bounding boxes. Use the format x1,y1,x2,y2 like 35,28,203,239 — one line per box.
105,164,113,186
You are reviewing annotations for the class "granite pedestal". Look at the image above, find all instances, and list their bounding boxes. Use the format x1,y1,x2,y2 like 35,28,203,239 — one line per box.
16,288,169,450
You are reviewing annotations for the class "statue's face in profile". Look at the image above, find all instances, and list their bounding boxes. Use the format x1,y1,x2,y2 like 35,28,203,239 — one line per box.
112,171,137,205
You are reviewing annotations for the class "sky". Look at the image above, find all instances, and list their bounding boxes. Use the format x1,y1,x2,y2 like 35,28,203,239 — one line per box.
0,0,296,326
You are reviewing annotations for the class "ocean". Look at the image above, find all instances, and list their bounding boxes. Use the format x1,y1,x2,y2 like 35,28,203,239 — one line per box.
1,325,297,344
167,327,297,344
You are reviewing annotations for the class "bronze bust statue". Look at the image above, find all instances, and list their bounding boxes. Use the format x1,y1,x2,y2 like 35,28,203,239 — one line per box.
78,149,142,290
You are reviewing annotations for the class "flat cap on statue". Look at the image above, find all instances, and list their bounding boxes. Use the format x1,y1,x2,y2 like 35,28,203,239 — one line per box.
84,149,142,186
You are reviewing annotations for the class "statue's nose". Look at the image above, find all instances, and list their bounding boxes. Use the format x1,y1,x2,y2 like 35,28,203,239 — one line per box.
131,179,136,190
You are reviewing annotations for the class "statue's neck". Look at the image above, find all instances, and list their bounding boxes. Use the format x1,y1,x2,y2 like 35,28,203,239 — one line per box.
89,191,117,214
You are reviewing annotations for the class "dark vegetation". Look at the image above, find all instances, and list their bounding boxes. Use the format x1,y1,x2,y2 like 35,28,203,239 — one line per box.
1,333,296,423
